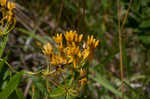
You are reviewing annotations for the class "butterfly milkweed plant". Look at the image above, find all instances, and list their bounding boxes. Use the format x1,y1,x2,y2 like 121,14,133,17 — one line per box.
0,1,100,99
25,30,99,99
1,0,150,99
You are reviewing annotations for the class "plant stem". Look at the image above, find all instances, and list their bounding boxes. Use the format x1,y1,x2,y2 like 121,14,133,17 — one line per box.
32,85,35,99
121,0,133,31
0,58,18,73
117,0,124,99
46,57,50,72
117,0,133,98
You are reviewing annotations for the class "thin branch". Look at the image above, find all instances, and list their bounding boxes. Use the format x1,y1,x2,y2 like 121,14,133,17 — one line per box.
24,78,32,97
56,0,64,32
121,0,133,31
117,0,124,99
0,58,18,73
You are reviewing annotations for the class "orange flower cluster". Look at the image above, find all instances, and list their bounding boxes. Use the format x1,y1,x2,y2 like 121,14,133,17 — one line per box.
42,30,99,96
43,30,99,68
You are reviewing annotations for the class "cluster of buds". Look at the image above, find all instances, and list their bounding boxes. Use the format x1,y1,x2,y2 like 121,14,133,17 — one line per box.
0,0,16,35
42,30,99,96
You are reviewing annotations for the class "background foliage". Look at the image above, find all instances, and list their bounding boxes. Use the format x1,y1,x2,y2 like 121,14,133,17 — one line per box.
0,0,150,99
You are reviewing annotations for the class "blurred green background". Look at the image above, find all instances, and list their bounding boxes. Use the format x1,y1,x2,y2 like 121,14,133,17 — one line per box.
1,0,150,99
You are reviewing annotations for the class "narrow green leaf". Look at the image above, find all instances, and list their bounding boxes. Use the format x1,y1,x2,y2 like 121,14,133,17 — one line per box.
0,35,9,58
0,71,23,99
0,56,8,73
0,60,5,73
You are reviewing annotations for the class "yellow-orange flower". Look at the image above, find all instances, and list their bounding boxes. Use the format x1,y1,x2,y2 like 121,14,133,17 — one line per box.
50,55,67,66
7,2,15,10
53,33,63,45
79,78,87,87
87,35,99,48
53,33,65,57
65,30,75,42
65,30,83,44
0,0,7,7
80,68,86,77
82,48,90,60
67,44,81,68
7,2,15,23
42,43,53,57
74,33,83,43
6,10,13,22
82,35,99,61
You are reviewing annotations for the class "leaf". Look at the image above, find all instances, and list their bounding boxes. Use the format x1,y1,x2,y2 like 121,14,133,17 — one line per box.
0,56,8,73
0,59,5,73
89,68,128,99
16,28,46,44
0,71,23,99
49,87,65,98
139,20,150,28
8,91,18,99
1,70,12,89
0,34,9,58
33,77,47,98
132,0,141,12
16,88,25,99
3,70,12,80
136,36,150,44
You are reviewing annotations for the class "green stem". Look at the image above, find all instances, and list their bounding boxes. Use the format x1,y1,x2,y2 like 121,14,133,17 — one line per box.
117,0,124,99
0,58,17,73
0,34,8,58
46,57,50,73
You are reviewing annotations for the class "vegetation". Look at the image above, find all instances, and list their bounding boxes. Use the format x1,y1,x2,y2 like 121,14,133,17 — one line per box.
0,0,150,99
